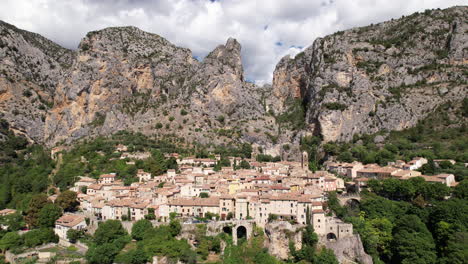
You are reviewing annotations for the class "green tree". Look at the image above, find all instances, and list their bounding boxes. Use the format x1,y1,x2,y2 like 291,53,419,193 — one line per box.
0,213,25,231
94,220,128,245
420,159,436,175
67,229,84,243
338,151,353,162
169,219,181,237
25,194,49,228
453,180,468,199
440,232,468,264
239,160,251,169
56,190,79,212
314,248,339,264
240,143,253,158
214,158,231,171
131,219,153,241
0,232,21,252
86,243,120,264
199,192,209,198
392,215,436,264
115,246,149,264
23,228,58,247
38,203,62,228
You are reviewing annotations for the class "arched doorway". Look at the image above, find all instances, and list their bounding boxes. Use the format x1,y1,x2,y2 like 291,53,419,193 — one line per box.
346,198,360,207
327,232,337,241
236,226,247,240
223,226,232,235
346,198,361,217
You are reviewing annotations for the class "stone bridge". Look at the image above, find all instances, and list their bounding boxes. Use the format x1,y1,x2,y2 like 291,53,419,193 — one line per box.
337,194,361,206
205,219,255,245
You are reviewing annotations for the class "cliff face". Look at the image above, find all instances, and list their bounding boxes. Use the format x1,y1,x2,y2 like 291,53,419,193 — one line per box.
272,6,468,142
264,222,372,264
0,21,74,141
44,27,273,146
319,235,373,264
0,7,467,147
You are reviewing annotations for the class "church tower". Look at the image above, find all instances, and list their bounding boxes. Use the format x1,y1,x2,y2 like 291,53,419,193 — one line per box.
301,151,309,169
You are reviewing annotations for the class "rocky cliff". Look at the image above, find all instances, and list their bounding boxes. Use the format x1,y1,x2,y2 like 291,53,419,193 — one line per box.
0,6,467,148
272,6,467,142
44,27,274,146
0,21,74,142
264,222,372,263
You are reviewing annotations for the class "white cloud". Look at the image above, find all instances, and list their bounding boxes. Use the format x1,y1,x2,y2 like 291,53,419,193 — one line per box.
0,0,465,83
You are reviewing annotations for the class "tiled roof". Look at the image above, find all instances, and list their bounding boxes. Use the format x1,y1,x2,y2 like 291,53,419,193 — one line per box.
56,214,85,227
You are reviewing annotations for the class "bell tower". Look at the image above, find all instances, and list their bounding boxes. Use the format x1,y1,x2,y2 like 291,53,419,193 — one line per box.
301,151,309,169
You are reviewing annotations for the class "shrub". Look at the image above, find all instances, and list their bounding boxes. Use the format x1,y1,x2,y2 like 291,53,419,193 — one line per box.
23,90,33,97
217,115,225,124
323,102,347,111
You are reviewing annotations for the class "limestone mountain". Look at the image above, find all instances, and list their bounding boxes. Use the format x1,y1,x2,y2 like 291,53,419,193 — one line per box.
44,26,278,147
0,21,74,142
0,6,467,153
272,6,467,142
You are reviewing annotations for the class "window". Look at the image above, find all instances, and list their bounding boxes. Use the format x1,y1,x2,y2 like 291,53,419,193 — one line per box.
318,219,321,222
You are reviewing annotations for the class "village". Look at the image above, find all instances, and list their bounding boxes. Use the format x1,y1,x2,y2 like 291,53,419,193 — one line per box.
0,140,463,263
39,144,458,246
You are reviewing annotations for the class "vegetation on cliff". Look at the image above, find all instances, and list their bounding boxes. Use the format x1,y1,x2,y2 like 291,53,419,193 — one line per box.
327,179,468,263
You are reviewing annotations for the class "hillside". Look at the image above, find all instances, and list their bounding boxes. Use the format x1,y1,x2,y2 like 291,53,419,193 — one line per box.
272,6,467,142
0,6,467,156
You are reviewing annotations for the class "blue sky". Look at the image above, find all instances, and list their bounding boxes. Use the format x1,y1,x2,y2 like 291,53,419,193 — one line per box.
1,0,465,84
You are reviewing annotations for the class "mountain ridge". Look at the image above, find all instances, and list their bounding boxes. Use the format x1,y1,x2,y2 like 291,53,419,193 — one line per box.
0,6,467,157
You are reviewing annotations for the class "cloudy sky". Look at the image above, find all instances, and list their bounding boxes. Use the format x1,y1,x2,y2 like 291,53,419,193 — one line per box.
0,0,465,84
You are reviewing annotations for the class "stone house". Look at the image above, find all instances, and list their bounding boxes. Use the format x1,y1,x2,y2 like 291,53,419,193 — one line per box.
98,173,116,184
54,214,87,240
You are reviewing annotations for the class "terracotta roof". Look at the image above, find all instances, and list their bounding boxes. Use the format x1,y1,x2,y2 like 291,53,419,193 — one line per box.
100,174,116,178
56,214,85,227
0,209,16,215
168,197,220,207
77,177,96,183
88,184,103,190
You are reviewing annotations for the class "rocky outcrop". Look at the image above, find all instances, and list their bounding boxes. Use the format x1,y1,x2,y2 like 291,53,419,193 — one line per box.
320,234,373,264
0,20,74,142
265,221,372,263
43,27,274,146
264,221,303,259
273,6,468,142
1,7,466,148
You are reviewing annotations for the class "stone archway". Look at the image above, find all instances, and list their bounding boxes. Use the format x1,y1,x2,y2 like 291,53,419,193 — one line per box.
327,232,337,241
346,198,360,207
230,221,253,245
236,226,247,240
222,226,232,235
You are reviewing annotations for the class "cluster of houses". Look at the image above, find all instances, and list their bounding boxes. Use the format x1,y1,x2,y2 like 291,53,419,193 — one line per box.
325,157,458,191
54,147,354,241
52,146,459,242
